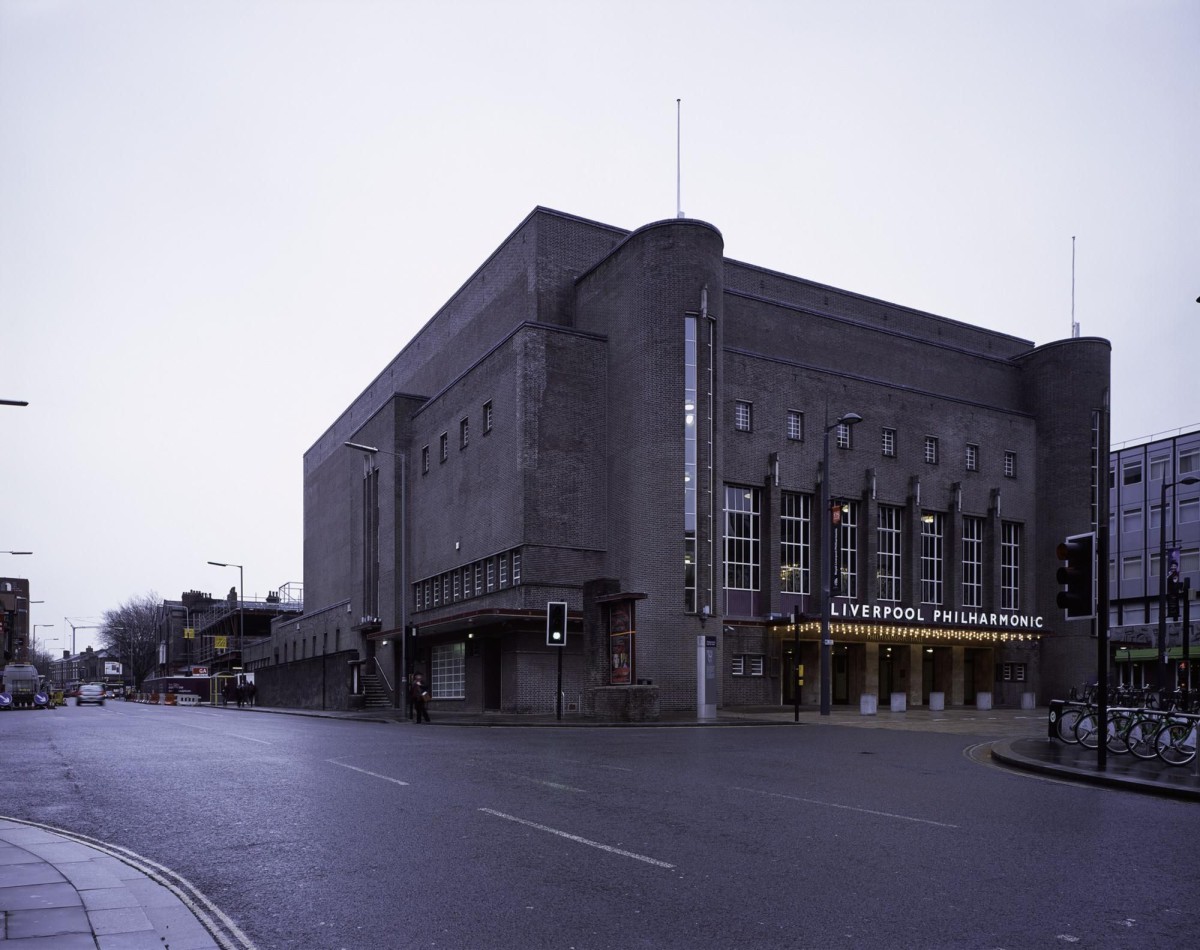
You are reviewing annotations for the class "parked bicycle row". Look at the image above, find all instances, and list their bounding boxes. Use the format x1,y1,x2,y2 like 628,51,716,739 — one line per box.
1052,696,1198,766
1066,683,1200,714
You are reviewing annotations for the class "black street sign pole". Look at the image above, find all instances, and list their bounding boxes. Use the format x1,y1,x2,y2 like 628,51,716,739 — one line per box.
1183,578,1192,711
556,644,563,721
793,606,801,723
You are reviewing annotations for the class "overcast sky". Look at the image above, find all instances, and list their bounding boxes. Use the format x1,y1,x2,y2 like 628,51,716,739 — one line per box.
2,0,1196,656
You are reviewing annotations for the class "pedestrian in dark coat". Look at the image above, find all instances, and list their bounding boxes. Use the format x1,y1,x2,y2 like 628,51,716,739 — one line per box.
410,674,431,723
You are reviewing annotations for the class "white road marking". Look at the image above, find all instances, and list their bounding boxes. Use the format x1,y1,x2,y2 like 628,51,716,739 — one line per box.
497,771,587,793
732,786,959,828
167,721,271,744
327,760,409,786
479,808,675,868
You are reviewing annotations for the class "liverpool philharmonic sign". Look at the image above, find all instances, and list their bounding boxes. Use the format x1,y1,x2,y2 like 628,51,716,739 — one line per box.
831,601,1046,631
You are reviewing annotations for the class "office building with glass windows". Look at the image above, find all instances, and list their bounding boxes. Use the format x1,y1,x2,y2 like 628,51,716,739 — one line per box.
1108,426,1200,693
293,207,1110,716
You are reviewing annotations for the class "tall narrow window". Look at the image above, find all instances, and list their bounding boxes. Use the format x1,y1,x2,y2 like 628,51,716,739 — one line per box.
440,433,449,463
684,315,698,612
877,505,903,602
724,486,760,592
836,424,853,450
962,516,984,608
1005,451,1018,479
965,443,979,472
924,436,939,465
787,410,805,442
780,492,812,595
460,417,469,450
1002,521,1021,611
836,501,859,599
881,427,896,458
921,512,944,605
483,400,493,434
734,400,752,432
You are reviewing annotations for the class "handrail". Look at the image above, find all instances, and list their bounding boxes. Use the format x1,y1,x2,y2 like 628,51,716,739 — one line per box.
370,655,393,692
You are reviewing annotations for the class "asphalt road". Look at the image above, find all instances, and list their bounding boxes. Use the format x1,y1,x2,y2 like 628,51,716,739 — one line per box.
2,703,1196,949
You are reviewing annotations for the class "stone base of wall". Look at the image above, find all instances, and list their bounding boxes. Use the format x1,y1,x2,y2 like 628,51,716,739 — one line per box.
254,650,359,710
585,685,660,722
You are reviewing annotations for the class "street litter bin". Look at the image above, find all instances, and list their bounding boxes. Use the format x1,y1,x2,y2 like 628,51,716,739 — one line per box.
1048,698,1064,740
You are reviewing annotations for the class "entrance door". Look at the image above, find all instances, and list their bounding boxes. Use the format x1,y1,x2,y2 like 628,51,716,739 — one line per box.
833,651,849,704
483,638,502,710
782,646,801,705
879,648,896,698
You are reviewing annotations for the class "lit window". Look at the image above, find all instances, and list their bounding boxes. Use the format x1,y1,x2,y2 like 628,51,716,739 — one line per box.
780,492,811,595
724,486,761,592
877,506,902,601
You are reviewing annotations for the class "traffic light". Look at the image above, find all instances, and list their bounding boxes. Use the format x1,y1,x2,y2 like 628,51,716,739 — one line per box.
1167,571,1181,620
1055,532,1096,619
546,602,567,646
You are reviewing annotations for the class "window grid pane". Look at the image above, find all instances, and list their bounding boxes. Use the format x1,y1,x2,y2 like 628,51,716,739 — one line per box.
921,512,944,605
780,492,812,594
724,486,761,592
1002,521,1021,611
963,516,984,608
877,505,902,601
431,642,465,699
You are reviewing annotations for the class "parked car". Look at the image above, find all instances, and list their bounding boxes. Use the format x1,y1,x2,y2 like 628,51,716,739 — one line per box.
76,683,105,706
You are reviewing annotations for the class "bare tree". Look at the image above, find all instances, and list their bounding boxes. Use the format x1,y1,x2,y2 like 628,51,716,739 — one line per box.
100,592,160,690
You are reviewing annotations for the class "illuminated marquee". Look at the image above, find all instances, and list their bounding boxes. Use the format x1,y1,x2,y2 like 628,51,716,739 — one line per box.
832,602,1045,630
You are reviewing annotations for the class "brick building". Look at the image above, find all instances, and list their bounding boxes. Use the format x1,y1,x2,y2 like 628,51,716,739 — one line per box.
289,208,1110,717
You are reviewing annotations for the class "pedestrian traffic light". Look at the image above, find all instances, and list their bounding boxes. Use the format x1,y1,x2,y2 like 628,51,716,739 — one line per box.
546,602,568,646
1167,571,1181,620
1055,532,1096,619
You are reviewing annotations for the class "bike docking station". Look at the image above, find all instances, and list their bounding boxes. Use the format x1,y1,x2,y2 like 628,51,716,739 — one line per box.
696,634,716,720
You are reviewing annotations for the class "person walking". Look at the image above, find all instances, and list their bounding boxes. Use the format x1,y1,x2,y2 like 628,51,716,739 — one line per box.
410,673,431,723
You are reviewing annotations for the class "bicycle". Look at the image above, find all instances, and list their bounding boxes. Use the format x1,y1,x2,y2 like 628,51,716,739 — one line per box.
1152,712,1198,766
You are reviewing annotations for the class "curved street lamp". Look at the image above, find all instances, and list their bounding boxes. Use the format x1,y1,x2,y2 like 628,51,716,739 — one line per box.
208,561,244,676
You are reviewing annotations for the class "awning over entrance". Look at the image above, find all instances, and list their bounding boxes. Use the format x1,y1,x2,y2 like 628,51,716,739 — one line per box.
1114,647,1195,662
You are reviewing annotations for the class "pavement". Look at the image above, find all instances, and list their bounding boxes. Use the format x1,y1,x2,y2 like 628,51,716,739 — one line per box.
3,702,1195,948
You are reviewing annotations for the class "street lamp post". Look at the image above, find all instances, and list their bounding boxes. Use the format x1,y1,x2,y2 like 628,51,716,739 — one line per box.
821,412,863,717
208,561,244,678
32,624,54,653
344,441,408,712
1158,474,1200,694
